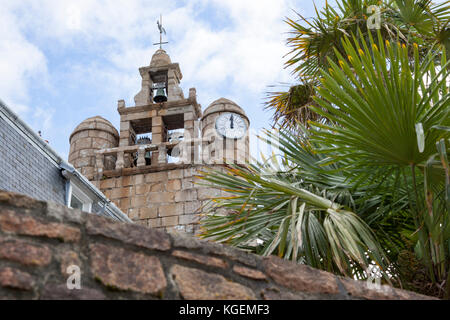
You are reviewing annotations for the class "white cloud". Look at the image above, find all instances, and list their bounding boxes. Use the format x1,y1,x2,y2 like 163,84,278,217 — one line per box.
0,0,301,157
0,3,48,115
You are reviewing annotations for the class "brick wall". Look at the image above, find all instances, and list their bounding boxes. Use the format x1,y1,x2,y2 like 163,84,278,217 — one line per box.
0,190,434,300
0,117,65,205
92,165,226,233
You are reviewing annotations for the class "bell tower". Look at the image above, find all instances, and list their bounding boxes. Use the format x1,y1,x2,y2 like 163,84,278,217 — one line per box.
134,48,184,106
68,19,250,233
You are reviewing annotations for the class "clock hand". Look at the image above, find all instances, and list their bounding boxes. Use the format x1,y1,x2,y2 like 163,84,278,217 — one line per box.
230,114,234,129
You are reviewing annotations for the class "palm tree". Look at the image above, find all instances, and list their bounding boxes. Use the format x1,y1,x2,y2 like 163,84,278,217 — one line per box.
267,0,449,129
200,32,450,298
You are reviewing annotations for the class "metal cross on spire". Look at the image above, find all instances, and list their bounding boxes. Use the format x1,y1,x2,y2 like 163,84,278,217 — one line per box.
153,14,168,49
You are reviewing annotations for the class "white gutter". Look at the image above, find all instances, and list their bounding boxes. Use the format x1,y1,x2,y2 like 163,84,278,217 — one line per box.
60,162,131,223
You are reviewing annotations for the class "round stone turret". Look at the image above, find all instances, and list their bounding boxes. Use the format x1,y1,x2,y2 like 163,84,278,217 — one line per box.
201,98,250,164
68,116,119,179
201,98,248,136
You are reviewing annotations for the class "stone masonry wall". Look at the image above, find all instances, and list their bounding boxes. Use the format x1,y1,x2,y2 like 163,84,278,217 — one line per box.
0,190,434,300
91,165,225,233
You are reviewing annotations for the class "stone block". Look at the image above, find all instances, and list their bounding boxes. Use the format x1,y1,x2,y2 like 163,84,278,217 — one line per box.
181,178,194,189
184,201,202,214
168,169,183,179
263,256,339,295
139,207,158,219
150,183,163,192
130,195,147,208
100,178,116,189
75,137,92,150
0,211,81,242
198,188,221,201
0,191,46,211
172,250,228,269
116,175,133,187
179,214,199,225
233,265,267,280
110,187,132,199
0,267,35,291
127,208,139,220
133,174,145,185
135,184,150,195
149,192,174,203
90,243,166,295
170,265,255,300
158,203,184,217
160,216,179,227
145,171,168,183
166,179,181,191
175,189,197,202
86,214,171,251
0,239,52,266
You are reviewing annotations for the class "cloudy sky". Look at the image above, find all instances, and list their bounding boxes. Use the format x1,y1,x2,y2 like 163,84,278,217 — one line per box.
0,0,332,159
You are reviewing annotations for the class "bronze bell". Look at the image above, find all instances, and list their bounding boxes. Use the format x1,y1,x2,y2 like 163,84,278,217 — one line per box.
153,88,167,103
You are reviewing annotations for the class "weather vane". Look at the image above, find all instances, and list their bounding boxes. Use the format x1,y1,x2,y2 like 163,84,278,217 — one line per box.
153,14,168,49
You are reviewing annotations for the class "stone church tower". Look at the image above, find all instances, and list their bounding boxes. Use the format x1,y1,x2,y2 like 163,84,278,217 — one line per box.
68,48,250,233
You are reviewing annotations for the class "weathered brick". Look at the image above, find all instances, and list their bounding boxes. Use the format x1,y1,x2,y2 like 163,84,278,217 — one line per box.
0,191,46,211
116,175,133,187
166,179,181,191
110,187,132,199
150,183,163,192
160,216,178,227
90,243,166,295
168,169,183,179
198,188,221,201
139,207,158,219
148,218,161,228
149,192,174,203
159,203,184,217
99,178,116,189
181,178,194,189
86,214,171,251
184,201,202,214
171,232,261,267
135,184,149,195
0,239,52,266
263,256,339,294
46,202,83,224
133,174,145,185
171,265,255,300
183,168,196,178
75,137,92,150
0,267,34,291
172,250,228,269
0,211,81,242
178,214,199,225
59,250,82,276
128,208,139,220
233,265,267,280
145,171,168,183
41,284,106,300
130,195,147,207
175,189,197,202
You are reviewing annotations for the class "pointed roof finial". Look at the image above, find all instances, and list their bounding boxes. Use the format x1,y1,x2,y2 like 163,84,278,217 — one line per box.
153,14,168,49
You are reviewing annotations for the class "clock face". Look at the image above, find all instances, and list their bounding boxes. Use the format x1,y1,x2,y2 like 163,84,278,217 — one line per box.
215,113,247,139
